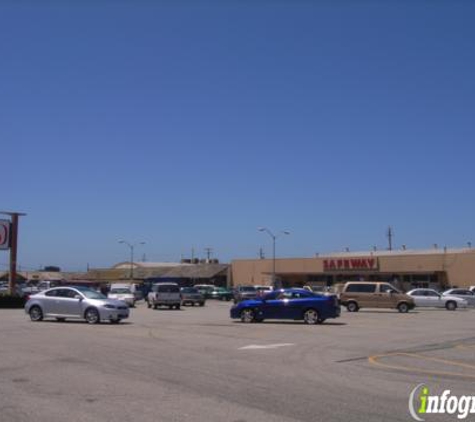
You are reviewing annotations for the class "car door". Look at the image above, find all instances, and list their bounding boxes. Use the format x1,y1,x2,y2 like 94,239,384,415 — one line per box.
260,292,288,319
54,288,83,316
42,289,61,314
409,290,427,307
376,284,397,308
424,290,443,307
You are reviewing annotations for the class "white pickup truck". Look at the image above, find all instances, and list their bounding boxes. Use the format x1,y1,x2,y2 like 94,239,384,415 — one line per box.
147,283,181,310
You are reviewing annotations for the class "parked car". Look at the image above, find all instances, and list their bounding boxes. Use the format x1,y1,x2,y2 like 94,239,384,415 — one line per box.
208,287,233,301
147,283,181,310
233,285,258,303
107,285,136,307
180,287,205,306
255,285,273,297
230,288,340,324
24,286,129,324
406,288,468,310
442,288,475,306
193,284,215,298
339,281,415,313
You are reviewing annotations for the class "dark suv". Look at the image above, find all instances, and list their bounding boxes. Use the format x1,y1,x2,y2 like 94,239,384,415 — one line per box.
233,286,258,303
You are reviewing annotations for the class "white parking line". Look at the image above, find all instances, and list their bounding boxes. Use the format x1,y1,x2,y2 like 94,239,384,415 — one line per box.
239,343,295,350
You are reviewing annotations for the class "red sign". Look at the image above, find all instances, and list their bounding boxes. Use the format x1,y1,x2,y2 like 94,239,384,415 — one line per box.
323,257,378,271
0,219,10,250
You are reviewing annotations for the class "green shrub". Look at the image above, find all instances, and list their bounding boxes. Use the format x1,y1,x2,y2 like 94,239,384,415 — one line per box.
0,296,26,308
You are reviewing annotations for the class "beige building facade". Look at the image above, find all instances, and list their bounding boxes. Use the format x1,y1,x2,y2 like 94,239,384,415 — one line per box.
231,248,475,291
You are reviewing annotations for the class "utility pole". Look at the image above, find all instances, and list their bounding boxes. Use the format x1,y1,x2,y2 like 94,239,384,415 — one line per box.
204,247,213,262
387,226,393,251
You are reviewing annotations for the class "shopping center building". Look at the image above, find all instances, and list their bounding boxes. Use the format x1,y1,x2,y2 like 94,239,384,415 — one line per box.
230,248,475,291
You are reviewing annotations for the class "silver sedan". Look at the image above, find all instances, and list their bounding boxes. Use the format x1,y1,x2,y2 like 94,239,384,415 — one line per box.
25,286,130,324
406,288,468,310
442,288,475,307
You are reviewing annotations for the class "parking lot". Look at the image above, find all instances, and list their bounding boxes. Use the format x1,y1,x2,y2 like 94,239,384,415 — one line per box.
1,301,475,422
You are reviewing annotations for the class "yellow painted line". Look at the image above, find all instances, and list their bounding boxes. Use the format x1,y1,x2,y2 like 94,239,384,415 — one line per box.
455,344,475,350
368,352,475,380
397,352,475,371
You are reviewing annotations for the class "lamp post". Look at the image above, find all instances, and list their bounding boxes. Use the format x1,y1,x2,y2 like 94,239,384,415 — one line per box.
258,227,290,289
118,240,145,280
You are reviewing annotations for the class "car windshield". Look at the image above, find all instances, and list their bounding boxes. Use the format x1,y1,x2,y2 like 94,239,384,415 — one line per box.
73,286,107,300
240,286,256,292
110,288,132,294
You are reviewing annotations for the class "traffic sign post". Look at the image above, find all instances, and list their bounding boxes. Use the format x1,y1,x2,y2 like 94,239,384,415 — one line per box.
0,212,26,295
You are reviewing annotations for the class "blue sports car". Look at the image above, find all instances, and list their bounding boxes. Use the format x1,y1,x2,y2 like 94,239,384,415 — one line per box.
230,288,340,324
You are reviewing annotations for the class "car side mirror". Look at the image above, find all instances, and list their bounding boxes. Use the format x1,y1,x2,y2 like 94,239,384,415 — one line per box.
74,295,82,301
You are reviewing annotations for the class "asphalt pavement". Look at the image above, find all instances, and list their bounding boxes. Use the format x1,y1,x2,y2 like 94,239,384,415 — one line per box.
1,301,475,422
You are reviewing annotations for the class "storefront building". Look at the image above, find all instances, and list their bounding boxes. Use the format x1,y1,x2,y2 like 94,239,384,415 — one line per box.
231,248,475,291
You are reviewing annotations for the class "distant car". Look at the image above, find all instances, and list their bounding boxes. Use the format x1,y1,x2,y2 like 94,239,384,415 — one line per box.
230,288,340,324
180,287,205,306
24,286,129,324
303,285,333,294
406,288,468,310
233,286,258,303
193,284,215,298
147,283,181,310
107,286,136,307
255,285,273,297
208,287,233,301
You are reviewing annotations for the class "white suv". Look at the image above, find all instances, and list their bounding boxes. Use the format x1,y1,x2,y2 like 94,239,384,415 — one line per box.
147,283,181,310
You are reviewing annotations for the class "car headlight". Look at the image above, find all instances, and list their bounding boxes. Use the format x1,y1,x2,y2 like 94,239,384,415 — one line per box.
104,304,116,309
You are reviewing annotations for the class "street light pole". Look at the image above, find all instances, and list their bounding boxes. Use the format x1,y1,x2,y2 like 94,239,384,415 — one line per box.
118,240,145,280
258,227,290,289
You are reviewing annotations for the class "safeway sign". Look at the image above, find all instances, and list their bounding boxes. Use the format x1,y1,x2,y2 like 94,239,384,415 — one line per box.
0,219,10,250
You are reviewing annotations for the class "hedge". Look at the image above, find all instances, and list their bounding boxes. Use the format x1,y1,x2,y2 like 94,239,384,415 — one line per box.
0,296,26,308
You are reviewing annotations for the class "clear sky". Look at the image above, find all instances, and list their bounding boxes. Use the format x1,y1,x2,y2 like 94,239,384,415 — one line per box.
1,1,475,271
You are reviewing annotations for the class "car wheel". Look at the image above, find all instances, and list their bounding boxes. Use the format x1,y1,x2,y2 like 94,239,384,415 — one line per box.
347,301,359,312
397,302,409,313
56,317,66,322
303,308,320,325
29,306,43,322
153,304,158,310
199,302,205,307
446,301,457,311
240,308,255,323
85,308,100,324
176,304,181,310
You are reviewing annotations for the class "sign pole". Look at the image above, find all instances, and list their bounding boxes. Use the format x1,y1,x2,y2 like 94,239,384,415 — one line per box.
1,211,26,296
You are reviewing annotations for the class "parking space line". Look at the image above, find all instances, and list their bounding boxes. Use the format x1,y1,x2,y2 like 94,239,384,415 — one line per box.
239,343,295,350
368,353,475,379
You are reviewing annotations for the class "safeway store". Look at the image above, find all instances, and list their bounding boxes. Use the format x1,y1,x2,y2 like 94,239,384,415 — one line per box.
231,248,475,291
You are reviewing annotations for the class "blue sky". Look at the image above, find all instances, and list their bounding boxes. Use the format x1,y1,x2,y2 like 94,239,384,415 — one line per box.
1,1,475,271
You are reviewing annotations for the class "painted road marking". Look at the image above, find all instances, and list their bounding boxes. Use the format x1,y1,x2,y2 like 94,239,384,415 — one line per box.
239,343,295,350
368,344,475,379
